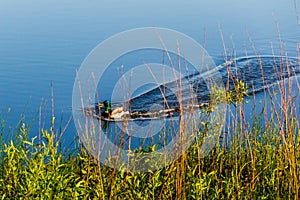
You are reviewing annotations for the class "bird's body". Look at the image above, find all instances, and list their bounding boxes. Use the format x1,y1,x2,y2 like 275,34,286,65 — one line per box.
110,107,129,119
94,100,208,121
96,100,129,119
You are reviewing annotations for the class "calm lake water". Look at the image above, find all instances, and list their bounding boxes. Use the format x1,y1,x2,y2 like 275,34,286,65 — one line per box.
0,0,299,148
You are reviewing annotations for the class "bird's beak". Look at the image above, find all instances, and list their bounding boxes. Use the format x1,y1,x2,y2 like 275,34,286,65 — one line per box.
98,103,104,108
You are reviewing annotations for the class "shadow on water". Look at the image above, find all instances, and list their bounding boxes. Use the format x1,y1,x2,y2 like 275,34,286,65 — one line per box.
129,55,299,112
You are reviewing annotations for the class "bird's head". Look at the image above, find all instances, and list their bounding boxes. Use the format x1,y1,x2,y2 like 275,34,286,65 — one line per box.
98,100,111,112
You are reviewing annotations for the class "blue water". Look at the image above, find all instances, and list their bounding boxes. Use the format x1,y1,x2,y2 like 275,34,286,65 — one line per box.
0,0,299,148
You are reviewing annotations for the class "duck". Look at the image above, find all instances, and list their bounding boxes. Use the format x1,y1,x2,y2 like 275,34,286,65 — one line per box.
96,100,129,119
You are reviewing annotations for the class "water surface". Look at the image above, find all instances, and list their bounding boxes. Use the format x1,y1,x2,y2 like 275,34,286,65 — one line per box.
0,0,299,147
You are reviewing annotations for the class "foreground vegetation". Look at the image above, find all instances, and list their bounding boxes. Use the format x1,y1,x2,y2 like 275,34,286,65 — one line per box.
0,123,299,199
0,81,299,199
